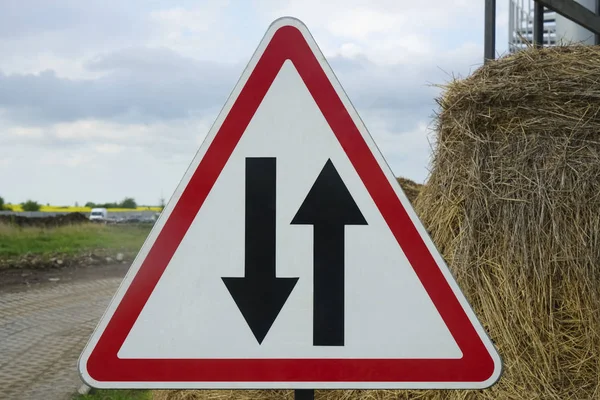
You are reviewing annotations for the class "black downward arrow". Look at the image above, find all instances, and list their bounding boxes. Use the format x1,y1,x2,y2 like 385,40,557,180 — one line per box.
292,159,367,346
222,157,298,344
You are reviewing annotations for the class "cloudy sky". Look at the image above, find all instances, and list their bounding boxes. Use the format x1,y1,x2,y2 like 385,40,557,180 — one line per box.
0,0,510,206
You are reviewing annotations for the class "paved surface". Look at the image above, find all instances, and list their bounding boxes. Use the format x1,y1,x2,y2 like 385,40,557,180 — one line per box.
0,277,122,400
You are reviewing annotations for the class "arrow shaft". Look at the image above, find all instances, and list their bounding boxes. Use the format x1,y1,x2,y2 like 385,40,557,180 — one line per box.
222,157,298,344
313,224,345,346
245,157,276,280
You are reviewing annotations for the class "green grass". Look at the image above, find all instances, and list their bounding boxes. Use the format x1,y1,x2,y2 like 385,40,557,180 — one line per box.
73,389,151,400
0,223,152,258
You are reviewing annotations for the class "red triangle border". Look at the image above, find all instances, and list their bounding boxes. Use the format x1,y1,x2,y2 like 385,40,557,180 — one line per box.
85,23,496,384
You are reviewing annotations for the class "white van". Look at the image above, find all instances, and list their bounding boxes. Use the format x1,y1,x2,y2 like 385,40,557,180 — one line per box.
89,208,108,222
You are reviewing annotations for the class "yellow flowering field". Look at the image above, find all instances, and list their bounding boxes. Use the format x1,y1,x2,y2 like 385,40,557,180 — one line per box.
5,204,162,213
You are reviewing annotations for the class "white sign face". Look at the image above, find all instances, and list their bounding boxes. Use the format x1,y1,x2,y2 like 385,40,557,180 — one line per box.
119,60,461,360
79,17,502,390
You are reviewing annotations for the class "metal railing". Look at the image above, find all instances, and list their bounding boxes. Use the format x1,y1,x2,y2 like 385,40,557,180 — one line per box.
485,0,600,62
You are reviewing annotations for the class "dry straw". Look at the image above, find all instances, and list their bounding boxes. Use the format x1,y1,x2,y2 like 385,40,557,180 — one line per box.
154,44,600,399
396,177,423,204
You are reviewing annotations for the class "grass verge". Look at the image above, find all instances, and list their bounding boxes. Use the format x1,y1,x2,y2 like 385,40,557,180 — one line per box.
0,223,151,259
73,389,151,400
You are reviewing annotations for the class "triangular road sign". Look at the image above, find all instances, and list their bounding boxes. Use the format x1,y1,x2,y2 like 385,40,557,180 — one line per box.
79,17,502,390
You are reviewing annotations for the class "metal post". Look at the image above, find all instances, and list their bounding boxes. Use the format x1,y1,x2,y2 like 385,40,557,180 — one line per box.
295,389,315,400
533,1,545,47
484,0,496,62
508,0,515,52
596,0,600,44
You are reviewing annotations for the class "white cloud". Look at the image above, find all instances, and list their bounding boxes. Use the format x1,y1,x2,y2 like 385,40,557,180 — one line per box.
149,2,230,35
95,144,124,154
0,117,211,204
338,43,363,59
326,8,400,40
5,118,211,155
9,126,44,138
0,0,497,204
144,1,258,64
256,0,486,69
361,35,435,65
0,48,239,125
41,153,92,168
0,53,103,79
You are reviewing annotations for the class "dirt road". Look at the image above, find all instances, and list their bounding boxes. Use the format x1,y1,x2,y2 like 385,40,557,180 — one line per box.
0,264,128,399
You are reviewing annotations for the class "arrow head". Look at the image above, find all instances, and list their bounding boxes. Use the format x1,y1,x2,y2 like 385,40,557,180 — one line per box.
222,277,298,344
292,159,367,226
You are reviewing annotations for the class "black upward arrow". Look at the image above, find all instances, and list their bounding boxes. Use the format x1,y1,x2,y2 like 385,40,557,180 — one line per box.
292,159,367,346
222,157,298,344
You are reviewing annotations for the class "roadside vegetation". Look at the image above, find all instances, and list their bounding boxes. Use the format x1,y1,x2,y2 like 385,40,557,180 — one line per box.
4,204,162,213
0,223,151,261
1,195,163,213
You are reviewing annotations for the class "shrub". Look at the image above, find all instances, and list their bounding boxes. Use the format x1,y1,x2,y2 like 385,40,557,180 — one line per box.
21,200,41,212
119,197,137,209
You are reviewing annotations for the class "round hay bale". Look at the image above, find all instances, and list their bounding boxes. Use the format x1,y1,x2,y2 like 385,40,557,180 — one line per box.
414,44,600,399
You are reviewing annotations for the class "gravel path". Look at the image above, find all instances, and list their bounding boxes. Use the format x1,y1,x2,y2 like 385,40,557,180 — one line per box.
0,267,126,399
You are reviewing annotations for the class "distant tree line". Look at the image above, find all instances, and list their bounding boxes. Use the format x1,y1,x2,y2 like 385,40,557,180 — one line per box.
85,197,137,209
0,195,149,212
